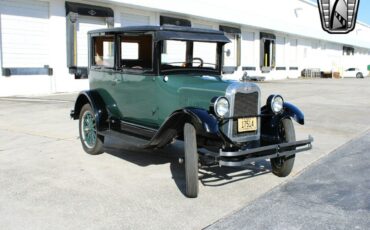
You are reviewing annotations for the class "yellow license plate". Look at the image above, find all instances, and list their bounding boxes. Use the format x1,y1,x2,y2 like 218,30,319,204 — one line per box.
238,117,257,133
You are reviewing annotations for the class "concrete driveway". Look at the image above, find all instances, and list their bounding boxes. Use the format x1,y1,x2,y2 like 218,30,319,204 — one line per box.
207,131,370,230
1,78,370,229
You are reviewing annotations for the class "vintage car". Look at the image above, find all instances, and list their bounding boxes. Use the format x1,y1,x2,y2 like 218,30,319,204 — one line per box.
70,26,313,198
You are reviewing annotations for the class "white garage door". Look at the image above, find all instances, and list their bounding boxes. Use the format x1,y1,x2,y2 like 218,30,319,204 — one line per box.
76,15,107,67
0,0,49,67
241,31,255,67
223,33,238,67
276,36,286,67
120,13,150,27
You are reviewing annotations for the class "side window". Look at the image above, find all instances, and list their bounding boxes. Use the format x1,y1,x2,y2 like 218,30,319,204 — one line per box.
120,34,152,70
161,40,187,66
92,36,115,68
121,42,139,60
193,42,217,68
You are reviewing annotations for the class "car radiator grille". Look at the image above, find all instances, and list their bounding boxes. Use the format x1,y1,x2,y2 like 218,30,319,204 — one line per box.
232,92,259,137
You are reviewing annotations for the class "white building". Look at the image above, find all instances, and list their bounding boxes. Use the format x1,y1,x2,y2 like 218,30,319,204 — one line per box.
0,0,369,96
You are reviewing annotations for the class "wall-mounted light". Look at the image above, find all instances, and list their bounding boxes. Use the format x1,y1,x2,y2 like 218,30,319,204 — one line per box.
68,12,78,23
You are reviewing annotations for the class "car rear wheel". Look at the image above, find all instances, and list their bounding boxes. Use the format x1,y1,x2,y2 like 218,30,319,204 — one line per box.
271,118,296,177
184,123,199,198
356,73,363,78
79,104,104,155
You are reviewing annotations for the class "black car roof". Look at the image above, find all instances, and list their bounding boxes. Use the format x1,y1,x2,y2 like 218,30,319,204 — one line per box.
88,25,225,35
88,25,230,43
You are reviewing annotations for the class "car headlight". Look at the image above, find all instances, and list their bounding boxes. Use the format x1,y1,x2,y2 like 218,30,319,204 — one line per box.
271,95,284,113
214,97,229,117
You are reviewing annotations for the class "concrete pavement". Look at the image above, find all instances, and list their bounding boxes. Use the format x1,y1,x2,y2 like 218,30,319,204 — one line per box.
207,131,370,230
0,78,370,229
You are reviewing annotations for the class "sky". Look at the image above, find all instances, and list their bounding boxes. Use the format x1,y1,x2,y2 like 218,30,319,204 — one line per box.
309,0,370,25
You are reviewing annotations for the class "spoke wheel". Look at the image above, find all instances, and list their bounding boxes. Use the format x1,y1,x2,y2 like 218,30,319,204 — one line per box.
79,104,103,155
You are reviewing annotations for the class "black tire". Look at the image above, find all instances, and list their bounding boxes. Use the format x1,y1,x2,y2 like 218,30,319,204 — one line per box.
271,119,296,177
356,73,363,78
79,104,104,155
184,123,199,198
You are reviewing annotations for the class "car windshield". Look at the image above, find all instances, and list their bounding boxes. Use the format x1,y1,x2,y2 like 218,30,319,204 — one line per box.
160,40,219,73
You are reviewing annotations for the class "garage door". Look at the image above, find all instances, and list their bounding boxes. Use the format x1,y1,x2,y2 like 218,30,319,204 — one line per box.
241,31,255,67
120,12,150,27
76,15,107,67
223,33,238,67
276,36,286,67
0,0,49,67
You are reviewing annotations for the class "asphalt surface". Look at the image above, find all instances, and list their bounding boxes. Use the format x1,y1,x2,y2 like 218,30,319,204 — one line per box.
1,78,370,229
207,131,370,230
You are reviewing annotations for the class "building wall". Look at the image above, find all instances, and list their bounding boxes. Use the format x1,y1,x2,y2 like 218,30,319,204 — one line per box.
0,0,369,96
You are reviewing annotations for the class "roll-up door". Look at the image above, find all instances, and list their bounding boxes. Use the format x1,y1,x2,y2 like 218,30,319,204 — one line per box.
241,31,255,71
275,36,286,69
76,16,107,67
0,0,50,75
220,26,241,74
120,13,150,27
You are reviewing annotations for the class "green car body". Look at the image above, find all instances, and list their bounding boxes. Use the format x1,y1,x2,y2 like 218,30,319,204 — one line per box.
71,26,313,198
90,72,228,129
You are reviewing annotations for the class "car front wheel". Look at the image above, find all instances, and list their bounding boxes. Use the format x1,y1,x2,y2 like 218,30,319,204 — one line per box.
184,123,199,198
271,118,296,177
79,104,104,155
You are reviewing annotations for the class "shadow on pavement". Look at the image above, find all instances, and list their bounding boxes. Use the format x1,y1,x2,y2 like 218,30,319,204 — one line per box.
103,138,272,197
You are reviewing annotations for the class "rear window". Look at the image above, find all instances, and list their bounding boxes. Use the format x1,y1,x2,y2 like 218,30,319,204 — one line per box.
92,36,115,68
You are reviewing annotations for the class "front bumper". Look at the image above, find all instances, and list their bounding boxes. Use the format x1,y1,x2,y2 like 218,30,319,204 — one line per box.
218,135,313,167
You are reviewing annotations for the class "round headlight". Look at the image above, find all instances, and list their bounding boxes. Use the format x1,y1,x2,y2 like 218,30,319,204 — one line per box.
271,95,284,113
214,97,229,117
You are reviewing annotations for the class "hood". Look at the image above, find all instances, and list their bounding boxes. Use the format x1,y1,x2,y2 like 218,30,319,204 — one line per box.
164,74,231,110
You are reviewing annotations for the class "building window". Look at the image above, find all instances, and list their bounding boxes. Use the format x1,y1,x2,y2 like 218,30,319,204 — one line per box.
343,46,354,56
92,36,115,68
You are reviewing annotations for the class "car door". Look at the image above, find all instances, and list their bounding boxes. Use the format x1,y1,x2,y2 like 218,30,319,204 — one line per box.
114,71,158,128
88,35,122,118
111,34,159,129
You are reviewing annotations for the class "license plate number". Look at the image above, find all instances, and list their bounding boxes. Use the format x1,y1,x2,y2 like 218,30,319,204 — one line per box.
237,117,257,133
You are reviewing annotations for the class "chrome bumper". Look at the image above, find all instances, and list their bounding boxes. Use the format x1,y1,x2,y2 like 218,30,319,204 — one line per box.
219,135,314,167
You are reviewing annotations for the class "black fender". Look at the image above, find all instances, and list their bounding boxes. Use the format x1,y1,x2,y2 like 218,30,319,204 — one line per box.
146,107,222,148
282,102,304,125
261,102,305,144
71,90,108,132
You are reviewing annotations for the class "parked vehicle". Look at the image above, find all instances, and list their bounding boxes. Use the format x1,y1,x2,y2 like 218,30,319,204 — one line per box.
70,26,313,198
343,68,365,78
